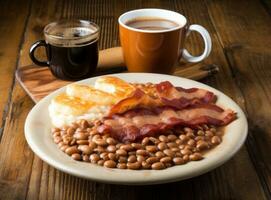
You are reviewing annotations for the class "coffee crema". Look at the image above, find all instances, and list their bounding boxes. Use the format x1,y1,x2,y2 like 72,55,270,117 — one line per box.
125,17,179,30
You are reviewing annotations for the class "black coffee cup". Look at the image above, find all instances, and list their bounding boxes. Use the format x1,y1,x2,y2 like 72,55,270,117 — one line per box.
29,20,100,81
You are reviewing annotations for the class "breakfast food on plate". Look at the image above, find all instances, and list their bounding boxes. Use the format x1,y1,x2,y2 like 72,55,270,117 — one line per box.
50,76,237,170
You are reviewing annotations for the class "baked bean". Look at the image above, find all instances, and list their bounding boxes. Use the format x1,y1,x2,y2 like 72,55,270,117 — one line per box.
106,137,117,145
146,157,159,164
116,143,122,149
145,145,157,153
82,155,89,162
186,132,195,138
74,132,88,140
205,130,214,137
128,151,136,155
107,145,117,153
104,160,116,168
190,153,203,161
149,137,159,144
175,139,183,145
131,143,143,149
142,161,151,169
100,152,109,160
90,154,100,163
181,149,192,155
196,141,209,150
175,152,182,157
97,160,105,166
142,137,149,145
157,142,168,151
67,127,75,136
187,139,196,146
171,147,180,152
116,149,127,156
117,163,126,169
108,153,116,161
197,130,205,136
118,156,127,163
163,149,175,157
179,135,189,142
183,155,190,162
136,149,149,156
65,146,79,155
54,136,62,144
159,135,168,142
195,136,204,141
80,119,89,129
136,155,145,162
173,157,184,165
210,127,217,133
89,130,98,136
151,162,165,170
76,140,89,145
167,142,178,148
62,135,72,142
60,145,69,152
211,136,221,145
93,138,107,146
160,156,172,163
168,134,177,141
88,141,97,150
184,127,193,133
78,145,92,154
94,146,105,153
128,155,137,163
127,162,141,170
155,151,165,158
71,153,81,160
184,146,193,151
120,144,134,151
178,144,185,150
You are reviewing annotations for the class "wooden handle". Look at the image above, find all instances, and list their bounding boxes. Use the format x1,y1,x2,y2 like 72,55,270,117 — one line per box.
98,47,125,69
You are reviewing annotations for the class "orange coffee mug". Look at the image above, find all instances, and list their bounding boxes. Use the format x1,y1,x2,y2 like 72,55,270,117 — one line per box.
119,9,212,74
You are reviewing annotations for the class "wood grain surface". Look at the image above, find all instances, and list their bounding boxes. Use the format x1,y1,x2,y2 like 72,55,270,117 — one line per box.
0,0,271,199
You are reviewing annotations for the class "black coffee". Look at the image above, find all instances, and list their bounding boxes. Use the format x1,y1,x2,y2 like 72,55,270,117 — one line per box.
47,40,98,81
126,17,179,30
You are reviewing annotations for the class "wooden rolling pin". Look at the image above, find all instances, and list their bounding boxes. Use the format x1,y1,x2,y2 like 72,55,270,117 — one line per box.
96,47,219,80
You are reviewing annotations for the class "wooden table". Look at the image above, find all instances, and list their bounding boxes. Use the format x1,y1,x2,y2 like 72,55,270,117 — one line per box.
1,0,271,199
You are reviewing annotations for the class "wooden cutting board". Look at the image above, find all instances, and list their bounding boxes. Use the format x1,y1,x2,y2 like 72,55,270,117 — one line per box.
16,63,218,103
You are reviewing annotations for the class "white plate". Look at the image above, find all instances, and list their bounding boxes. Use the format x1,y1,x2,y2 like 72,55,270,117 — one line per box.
25,73,247,185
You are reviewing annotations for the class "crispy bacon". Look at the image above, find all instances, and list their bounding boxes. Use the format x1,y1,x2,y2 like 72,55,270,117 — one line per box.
156,81,216,109
108,81,216,116
98,105,236,142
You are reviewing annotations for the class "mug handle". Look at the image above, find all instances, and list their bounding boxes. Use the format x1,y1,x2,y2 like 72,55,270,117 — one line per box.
29,40,50,66
182,24,212,63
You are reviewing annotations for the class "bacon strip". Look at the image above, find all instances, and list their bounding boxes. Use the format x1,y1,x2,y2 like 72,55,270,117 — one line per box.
98,105,236,142
108,81,217,116
156,81,216,109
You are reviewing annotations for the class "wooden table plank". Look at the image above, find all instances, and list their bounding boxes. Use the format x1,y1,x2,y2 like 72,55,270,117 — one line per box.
206,0,271,198
0,0,31,139
0,0,269,199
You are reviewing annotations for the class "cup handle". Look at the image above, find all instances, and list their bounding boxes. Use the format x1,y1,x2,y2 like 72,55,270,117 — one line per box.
182,24,212,63
29,40,50,66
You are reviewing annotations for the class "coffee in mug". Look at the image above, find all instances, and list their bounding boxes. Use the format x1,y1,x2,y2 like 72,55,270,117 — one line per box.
29,20,99,80
119,9,212,74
